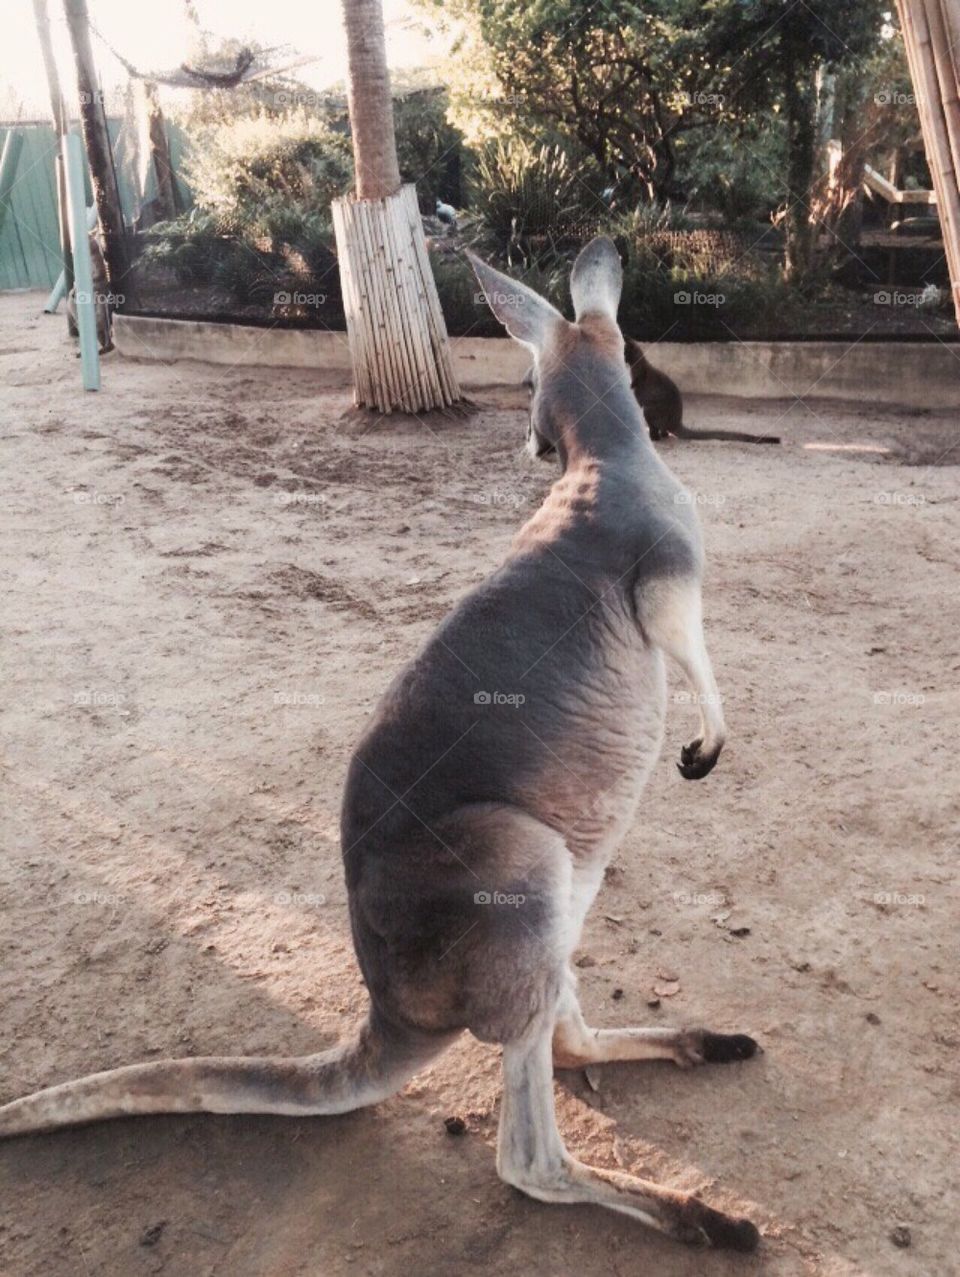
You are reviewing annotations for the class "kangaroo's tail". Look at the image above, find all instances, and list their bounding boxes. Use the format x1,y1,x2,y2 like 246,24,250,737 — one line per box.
0,1012,451,1137
672,424,781,444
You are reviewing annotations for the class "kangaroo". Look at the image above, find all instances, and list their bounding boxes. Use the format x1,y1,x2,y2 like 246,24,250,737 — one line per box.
65,231,114,354
0,239,760,1253
626,339,779,445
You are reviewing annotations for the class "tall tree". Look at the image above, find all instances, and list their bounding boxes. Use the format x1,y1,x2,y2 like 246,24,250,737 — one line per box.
343,0,402,198
332,0,460,413
62,0,138,306
698,0,885,281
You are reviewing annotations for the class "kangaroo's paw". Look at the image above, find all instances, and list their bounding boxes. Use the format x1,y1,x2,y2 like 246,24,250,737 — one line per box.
677,737,721,780
676,1201,761,1252
672,1029,761,1069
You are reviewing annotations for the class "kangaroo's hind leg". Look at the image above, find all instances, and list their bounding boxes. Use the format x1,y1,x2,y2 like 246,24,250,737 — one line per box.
497,1014,760,1251
641,577,726,779
552,971,758,1069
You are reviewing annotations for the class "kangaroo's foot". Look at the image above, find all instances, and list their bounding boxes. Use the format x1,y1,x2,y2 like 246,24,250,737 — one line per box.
553,995,759,1070
677,736,722,780
501,1021,760,1252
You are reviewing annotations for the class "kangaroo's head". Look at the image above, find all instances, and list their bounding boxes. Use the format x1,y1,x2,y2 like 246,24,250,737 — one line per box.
467,238,643,468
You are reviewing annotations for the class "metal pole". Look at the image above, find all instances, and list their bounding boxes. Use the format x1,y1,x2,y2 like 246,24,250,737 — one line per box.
0,130,25,240
44,204,97,312
62,132,100,391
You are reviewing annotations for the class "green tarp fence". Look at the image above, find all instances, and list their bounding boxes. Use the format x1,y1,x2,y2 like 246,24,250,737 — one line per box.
0,119,190,291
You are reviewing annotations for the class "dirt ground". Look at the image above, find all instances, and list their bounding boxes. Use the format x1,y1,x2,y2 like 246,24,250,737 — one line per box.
1,289,958,1277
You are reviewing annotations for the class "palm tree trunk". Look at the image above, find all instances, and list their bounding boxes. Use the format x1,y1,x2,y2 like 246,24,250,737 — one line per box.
343,0,401,199
334,0,460,412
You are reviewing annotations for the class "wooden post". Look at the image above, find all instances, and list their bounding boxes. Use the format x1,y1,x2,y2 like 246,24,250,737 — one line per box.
897,0,960,325
334,0,461,413
62,0,139,309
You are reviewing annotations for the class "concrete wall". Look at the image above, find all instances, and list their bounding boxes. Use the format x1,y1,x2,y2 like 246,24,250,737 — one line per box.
114,315,959,408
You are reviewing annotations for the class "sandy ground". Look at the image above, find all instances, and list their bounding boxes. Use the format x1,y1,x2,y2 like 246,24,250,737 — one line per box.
1,289,958,1277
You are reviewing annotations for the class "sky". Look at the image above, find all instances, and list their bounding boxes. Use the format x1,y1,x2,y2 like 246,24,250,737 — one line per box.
1,0,448,121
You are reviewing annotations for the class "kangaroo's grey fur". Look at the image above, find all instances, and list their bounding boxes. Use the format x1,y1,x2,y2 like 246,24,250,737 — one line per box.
0,239,761,1253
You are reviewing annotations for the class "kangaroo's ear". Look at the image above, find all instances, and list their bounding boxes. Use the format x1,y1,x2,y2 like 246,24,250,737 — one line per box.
570,236,623,322
465,251,564,355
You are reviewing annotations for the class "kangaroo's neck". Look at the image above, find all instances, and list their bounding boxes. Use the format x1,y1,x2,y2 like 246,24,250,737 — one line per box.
550,380,654,473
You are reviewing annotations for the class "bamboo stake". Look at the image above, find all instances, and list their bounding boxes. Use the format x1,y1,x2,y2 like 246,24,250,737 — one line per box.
357,198,410,410
33,0,75,306
391,187,446,408
897,0,960,325
379,193,438,410
330,199,366,408
62,0,139,309
924,2,960,197
353,202,396,412
332,185,461,414
380,194,434,410
402,186,459,403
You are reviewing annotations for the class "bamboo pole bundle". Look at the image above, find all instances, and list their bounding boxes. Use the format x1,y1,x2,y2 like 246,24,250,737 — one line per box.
332,184,460,414
897,0,960,325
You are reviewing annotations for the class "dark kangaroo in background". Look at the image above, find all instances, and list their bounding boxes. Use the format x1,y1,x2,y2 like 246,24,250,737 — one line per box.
0,239,761,1253
626,339,780,445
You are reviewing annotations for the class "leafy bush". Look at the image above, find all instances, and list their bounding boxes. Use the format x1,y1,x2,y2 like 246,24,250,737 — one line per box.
676,123,787,225
393,88,466,210
182,109,353,224
467,138,605,255
618,235,796,340
140,211,241,286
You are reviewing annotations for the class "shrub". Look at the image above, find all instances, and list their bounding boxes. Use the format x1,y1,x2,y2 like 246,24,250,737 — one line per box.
140,211,241,286
393,88,466,211
466,138,605,255
676,123,787,225
182,109,352,224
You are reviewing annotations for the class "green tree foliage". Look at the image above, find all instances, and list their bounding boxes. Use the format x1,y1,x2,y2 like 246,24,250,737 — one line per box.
419,0,887,278
422,0,729,201
689,0,887,279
